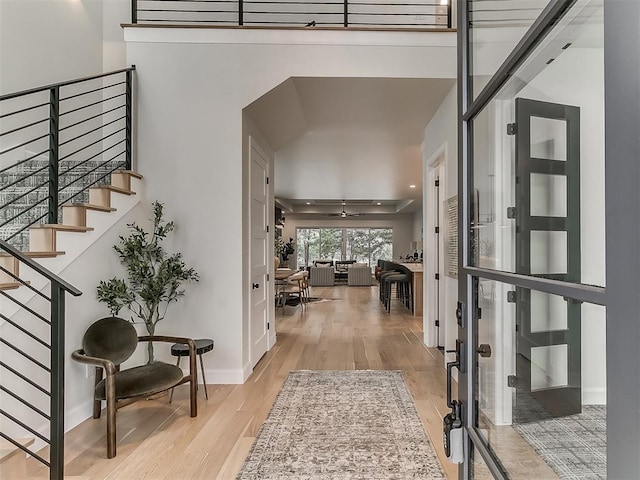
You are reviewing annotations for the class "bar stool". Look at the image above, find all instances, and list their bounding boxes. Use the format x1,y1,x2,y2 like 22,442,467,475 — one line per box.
383,272,412,313
379,270,400,305
169,338,214,402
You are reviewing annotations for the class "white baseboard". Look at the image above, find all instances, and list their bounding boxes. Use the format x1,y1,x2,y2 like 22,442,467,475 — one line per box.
66,399,95,433
203,368,247,384
583,387,606,405
242,361,254,382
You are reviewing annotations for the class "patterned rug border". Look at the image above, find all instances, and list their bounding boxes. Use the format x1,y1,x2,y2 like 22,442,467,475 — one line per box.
237,370,445,480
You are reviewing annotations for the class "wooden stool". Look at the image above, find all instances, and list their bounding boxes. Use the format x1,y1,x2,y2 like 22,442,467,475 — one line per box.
169,339,214,401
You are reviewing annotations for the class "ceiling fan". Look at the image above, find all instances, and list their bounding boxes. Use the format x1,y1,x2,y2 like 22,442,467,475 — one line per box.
328,201,363,218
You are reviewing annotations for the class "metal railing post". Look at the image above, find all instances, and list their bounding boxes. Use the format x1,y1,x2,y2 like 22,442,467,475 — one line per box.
132,0,138,23
125,69,133,171
239,0,244,26
48,87,59,225
344,0,348,27
49,284,65,480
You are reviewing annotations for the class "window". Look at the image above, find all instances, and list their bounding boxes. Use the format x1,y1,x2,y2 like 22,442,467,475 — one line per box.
296,227,392,267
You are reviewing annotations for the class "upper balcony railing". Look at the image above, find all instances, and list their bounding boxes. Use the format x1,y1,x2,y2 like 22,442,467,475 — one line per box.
131,0,452,29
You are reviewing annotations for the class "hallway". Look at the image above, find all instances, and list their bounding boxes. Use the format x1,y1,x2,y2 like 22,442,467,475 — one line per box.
27,286,453,478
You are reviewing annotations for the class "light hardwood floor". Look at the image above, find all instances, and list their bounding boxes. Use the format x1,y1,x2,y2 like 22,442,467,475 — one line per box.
28,285,458,479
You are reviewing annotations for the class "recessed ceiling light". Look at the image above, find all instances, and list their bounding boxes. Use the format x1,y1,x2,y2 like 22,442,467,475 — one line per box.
377,202,381,206
409,184,416,189
306,202,311,205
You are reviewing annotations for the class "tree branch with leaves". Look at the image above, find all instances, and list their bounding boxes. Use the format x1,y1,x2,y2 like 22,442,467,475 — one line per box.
97,201,199,362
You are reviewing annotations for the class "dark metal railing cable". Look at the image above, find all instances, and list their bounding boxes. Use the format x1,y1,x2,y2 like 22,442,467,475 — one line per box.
59,152,126,194
60,104,125,133
0,266,51,302
59,116,126,148
132,0,451,28
0,242,82,480
0,67,135,256
58,142,125,178
0,360,51,395
5,211,49,242
0,337,51,371
1,385,50,420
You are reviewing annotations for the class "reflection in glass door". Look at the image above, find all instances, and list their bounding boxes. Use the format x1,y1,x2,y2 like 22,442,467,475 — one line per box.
514,98,582,421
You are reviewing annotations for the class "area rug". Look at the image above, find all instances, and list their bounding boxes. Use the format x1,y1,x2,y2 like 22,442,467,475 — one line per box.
237,370,445,480
513,405,606,479
285,296,336,306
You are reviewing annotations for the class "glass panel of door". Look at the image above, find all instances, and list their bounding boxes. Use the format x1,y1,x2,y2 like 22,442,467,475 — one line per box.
470,0,604,288
468,0,552,100
474,278,606,478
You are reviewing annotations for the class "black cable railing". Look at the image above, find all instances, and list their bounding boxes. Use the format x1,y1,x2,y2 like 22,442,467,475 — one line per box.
0,238,82,480
0,67,136,251
131,0,453,28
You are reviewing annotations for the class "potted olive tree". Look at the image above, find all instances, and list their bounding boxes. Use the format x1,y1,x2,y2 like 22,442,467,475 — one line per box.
97,201,199,363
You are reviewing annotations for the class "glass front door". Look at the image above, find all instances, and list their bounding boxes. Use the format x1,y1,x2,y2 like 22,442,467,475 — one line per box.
457,0,608,478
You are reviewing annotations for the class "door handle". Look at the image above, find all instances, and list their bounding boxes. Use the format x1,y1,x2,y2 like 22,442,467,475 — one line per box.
252,283,260,289
446,360,460,409
477,344,492,358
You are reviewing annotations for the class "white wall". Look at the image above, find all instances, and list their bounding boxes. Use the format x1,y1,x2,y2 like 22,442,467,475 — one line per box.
0,0,130,93
0,0,102,93
423,84,457,360
412,210,423,247
103,0,130,72
125,27,456,382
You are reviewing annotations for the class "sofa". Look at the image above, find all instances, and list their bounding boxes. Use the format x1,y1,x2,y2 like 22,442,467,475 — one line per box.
309,262,335,286
347,264,373,286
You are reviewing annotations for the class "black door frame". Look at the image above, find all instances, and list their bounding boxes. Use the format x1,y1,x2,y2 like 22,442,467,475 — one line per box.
455,0,640,478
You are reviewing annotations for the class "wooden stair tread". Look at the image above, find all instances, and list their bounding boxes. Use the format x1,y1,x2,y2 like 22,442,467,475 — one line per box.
30,224,94,232
0,281,28,290
0,251,65,258
90,185,135,195
115,170,143,179
66,203,116,212
0,438,34,462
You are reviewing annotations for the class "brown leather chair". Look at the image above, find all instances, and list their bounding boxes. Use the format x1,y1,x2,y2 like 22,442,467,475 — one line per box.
72,317,198,458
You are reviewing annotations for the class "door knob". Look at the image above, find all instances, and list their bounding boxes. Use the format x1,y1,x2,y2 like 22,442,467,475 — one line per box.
477,344,492,358
252,283,260,289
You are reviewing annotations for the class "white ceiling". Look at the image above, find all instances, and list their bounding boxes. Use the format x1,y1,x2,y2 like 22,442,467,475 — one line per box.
245,76,455,215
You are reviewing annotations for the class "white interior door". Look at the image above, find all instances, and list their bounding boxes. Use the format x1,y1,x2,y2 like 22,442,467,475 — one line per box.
249,137,269,368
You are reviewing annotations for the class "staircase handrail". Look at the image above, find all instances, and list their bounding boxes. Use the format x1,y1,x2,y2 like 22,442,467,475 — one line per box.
0,67,135,103
0,237,81,479
0,66,136,250
0,239,81,296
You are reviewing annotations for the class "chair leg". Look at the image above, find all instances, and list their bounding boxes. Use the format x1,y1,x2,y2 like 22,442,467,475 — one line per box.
199,353,209,400
169,356,181,403
105,374,117,459
93,367,103,419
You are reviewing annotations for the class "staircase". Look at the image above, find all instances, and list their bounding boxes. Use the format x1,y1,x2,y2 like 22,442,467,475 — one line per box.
0,170,142,288
0,67,138,480
0,170,143,480
0,157,127,252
